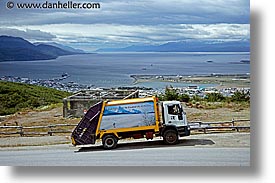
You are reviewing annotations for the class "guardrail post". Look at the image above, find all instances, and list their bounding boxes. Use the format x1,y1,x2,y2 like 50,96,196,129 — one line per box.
18,126,23,137
48,125,53,136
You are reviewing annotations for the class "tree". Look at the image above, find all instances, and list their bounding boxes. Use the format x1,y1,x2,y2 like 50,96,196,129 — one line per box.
164,86,179,101
205,93,225,102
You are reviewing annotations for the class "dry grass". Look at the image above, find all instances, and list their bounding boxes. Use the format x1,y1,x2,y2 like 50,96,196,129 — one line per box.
1,103,250,126
0,104,80,127
0,104,80,137
184,104,250,124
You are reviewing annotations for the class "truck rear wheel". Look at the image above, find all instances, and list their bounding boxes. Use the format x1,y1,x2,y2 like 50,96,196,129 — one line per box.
102,134,118,149
163,129,179,145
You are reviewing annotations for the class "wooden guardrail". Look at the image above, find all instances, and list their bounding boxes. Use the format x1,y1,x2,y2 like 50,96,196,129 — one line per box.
0,119,250,137
0,124,77,136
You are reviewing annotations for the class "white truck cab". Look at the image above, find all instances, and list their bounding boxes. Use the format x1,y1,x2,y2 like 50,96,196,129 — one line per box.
161,101,190,137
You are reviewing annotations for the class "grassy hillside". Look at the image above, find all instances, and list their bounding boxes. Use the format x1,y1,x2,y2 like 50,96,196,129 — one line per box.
0,81,71,115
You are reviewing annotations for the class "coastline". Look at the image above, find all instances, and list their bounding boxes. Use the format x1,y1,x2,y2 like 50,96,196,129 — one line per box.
130,73,250,89
1,72,250,94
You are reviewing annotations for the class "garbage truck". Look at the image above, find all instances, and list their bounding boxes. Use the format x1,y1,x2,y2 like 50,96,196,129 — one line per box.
71,96,190,149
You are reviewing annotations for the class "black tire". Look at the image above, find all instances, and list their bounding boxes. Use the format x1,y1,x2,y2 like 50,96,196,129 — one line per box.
163,129,179,145
102,134,118,149
185,128,191,136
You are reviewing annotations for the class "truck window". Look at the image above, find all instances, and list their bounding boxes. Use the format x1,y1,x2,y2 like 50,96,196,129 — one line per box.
168,104,180,115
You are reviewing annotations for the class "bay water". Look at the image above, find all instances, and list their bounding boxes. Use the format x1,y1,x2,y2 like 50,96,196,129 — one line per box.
0,52,250,89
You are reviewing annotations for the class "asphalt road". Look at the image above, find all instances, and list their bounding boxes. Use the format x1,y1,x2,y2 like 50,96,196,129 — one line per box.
0,134,250,166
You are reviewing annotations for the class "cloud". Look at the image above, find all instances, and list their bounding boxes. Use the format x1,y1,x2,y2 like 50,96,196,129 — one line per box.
0,28,56,41
0,0,250,51
6,23,247,51
0,0,249,26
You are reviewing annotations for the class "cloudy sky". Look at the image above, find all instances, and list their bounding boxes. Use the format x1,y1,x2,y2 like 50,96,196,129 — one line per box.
0,0,250,51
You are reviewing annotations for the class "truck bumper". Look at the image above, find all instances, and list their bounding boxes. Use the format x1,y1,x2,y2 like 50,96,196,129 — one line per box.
178,126,191,137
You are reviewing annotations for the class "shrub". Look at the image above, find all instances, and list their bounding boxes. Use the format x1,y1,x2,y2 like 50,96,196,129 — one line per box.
230,91,250,102
179,94,190,102
191,95,203,102
0,81,71,115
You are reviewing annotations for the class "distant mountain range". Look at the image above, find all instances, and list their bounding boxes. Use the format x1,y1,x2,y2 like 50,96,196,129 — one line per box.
0,35,250,62
97,40,250,52
33,42,86,54
0,36,86,62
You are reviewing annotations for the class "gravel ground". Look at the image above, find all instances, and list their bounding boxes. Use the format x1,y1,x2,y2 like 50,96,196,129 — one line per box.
0,136,70,148
184,132,250,148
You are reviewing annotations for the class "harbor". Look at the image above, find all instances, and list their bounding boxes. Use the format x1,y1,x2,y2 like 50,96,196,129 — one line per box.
0,73,250,99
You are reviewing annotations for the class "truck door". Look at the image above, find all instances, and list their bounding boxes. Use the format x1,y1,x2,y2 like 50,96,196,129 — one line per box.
164,103,185,126
167,104,183,123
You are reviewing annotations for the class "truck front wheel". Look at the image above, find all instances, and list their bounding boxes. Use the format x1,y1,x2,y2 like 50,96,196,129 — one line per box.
163,129,179,145
102,134,118,149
